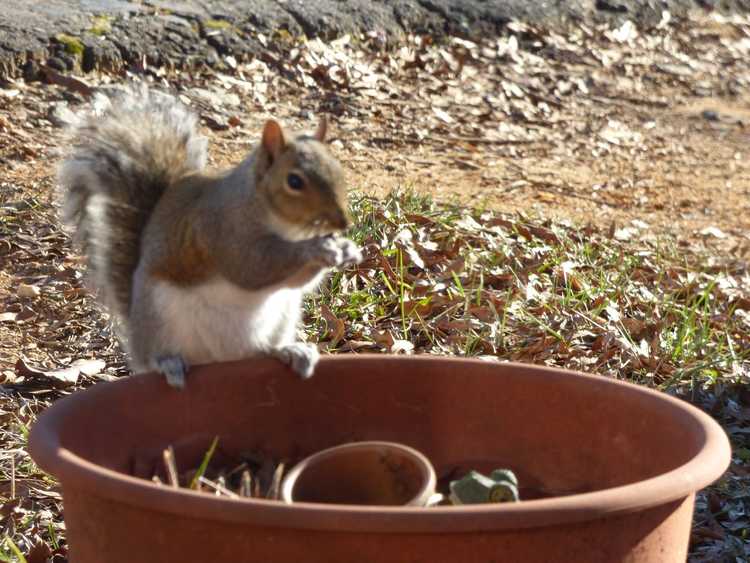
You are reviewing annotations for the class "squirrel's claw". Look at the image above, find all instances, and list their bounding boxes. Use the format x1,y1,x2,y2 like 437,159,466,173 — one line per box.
156,355,189,389
338,238,363,266
274,343,319,379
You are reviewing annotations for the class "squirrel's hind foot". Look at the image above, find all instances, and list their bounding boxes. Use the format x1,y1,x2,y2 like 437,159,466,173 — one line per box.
157,355,189,389
274,343,319,379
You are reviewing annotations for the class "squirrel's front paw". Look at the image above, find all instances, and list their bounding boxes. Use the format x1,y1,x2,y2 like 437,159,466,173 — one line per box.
156,354,189,389
275,343,319,379
337,238,363,266
313,236,363,268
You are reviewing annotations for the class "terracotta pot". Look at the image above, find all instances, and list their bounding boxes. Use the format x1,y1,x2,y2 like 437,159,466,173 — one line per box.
280,441,436,506
29,356,730,563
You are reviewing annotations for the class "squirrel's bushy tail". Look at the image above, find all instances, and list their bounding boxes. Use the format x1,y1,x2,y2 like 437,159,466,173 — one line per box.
59,86,207,318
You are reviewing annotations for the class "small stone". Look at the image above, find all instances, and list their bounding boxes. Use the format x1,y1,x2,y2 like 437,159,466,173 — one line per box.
48,103,76,127
17,283,40,298
701,110,720,122
204,47,220,67
489,468,519,488
60,55,76,71
46,57,67,72
450,471,495,505
82,44,100,73
699,226,727,239
22,60,41,82
203,113,229,131
596,0,629,12
450,468,520,505
488,482,519,503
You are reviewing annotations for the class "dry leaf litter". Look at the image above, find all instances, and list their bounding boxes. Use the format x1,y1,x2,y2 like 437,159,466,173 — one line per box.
1,11,749,562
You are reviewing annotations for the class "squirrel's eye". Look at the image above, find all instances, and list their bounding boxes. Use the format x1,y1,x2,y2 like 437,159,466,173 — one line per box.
287,173,305,191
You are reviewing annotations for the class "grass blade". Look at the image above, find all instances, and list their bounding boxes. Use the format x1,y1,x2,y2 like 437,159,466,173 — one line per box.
189,436,220,490
4,539,27,563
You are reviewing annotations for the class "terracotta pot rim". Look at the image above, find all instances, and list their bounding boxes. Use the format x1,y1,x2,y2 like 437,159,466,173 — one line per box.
29,355,731,533
280,440,437,506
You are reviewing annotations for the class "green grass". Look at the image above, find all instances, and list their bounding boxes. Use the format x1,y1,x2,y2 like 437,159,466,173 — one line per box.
305,189,749,392
0,411,62,562
89,15,112,36
54,34,84,57
202,19,233,31
1,539,27,563
189,436,219,490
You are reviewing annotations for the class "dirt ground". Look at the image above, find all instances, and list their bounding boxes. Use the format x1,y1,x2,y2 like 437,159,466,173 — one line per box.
346,97,750,237
205,96,750,254
204,18,750,257
1,13,749,562
5,94,750,244
2,13,750,374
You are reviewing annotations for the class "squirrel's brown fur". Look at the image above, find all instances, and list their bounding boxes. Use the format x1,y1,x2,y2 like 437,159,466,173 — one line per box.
149,175,217,285
58,86,208,316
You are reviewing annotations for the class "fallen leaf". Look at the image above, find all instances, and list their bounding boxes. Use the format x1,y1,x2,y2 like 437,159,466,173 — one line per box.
613,227,637,241
469,306,495,322
390,339,414,354
26,540,52,563
699,226,727,239
40,65,93,97
71,358,106,376
432,107,453,123
370,330,394,348
439,257,465,279
16,358,80,386
338,340,377,352
402,245,425,269
0,312,18,322
437,319,473,331
402,299,433,317
15,307,36,322
320,304,345,347
621,318,649,339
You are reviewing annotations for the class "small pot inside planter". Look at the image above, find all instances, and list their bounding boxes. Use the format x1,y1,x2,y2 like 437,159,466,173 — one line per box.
29,356,730,563
281,441,436,506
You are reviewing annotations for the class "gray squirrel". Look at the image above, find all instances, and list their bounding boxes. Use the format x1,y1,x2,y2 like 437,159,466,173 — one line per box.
58,86,362,388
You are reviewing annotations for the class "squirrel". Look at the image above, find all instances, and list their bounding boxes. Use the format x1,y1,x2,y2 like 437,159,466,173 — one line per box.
58,86,362,388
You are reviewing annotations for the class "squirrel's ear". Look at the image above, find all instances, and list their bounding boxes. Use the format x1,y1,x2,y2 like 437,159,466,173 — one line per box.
261,119,286,160
314,115,328,142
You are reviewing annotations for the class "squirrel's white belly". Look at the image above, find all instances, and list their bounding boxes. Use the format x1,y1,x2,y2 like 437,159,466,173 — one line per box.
151,276,302,365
